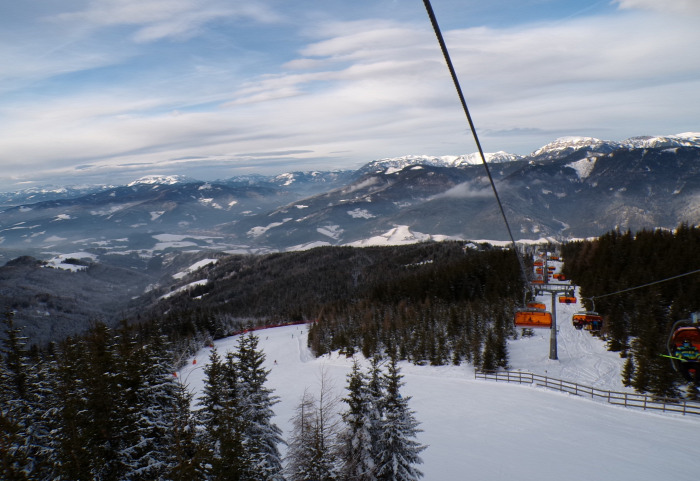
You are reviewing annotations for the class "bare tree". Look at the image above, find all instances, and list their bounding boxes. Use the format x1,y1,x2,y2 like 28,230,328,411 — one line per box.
285,365,343,480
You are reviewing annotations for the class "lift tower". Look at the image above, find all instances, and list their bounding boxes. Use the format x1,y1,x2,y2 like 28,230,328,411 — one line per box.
531,256,575,360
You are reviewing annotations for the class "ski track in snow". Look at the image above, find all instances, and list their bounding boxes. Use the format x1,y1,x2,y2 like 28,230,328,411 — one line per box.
510,261,623,391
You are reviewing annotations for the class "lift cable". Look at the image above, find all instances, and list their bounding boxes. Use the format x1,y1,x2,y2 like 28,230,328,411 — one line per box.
421,0,529,286
586,268,700,301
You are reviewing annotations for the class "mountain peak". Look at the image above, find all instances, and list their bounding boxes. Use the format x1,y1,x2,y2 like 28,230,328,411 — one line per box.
362,152,520,175
127,175,195,187
621,133,700,149
527,136,621,162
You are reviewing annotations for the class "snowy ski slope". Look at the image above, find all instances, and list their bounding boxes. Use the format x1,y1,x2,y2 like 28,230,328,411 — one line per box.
179,261,700,481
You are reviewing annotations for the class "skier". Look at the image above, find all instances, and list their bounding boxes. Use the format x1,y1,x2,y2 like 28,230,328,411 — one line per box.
674,339,699,360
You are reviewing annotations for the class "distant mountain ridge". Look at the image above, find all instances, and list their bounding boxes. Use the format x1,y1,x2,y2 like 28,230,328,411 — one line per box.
0,132,699,264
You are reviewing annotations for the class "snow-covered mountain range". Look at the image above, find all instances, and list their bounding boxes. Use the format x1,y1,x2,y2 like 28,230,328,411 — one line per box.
1,132,699,263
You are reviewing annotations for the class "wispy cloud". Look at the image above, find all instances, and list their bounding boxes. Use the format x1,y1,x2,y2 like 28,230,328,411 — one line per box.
614,0,700,15
53,0,282,42
431,182,492,200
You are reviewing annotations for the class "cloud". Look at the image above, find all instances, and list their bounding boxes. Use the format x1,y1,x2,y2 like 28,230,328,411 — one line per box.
53,0,282,42
238,150,315,157
614,0,700,15
431,182,492,200
1,4,699,191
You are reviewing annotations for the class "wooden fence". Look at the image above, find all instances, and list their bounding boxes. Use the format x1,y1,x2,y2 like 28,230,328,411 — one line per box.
475,370,700,416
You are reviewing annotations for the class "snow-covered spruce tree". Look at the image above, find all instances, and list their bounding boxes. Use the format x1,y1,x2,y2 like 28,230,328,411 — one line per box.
85,324,127,480
53,336,94,480
197,346,243,480
169,376,202,480
51,323,126,480
1,312,63,480
27,345,62,480
366,354,386,468
117,333,181,480
235,332,284,481
112,327,148,480
338,360,377,481
0,311,33,480
375,353,426,481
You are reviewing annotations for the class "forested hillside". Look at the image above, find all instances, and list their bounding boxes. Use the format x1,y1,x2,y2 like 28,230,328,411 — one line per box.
561,223,700,396
145,242,524,370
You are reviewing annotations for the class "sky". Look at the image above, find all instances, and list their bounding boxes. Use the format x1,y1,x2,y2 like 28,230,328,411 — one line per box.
1,0,699,191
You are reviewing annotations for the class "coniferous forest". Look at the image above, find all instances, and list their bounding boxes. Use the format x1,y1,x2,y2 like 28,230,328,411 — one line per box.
561,223,700,397
143,242,523,371
1,312,428,481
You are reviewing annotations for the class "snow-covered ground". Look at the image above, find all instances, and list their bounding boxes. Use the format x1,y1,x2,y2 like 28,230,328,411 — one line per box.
179,270,700,481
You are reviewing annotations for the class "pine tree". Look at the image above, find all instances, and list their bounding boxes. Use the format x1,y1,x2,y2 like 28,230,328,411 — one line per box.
621,354,634,387
0,311,32,480
222,350,246,480
339,360,377,481
235,333,284,481
480,330,498,372
119,333,181,480
169,376,202,480
53,337,94,480
113,326,148,480
375,354,426,481
493,316,509,370
631,346,650,393
82,324,123,481
26,347,61,480
0,312,61,480
365,355,385,469
647,355,679,399
197,346,239,479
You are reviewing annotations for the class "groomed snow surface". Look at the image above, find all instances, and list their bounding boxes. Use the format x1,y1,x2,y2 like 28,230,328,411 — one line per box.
179,286,700,481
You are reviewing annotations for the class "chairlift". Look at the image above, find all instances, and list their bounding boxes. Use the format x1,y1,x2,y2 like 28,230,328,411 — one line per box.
571,312,603,331
558,295,577,304
514,309,552,329
526,301,546,310
667,314,700,382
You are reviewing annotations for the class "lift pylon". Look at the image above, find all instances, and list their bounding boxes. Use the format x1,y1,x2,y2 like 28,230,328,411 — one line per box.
530,281,575,361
